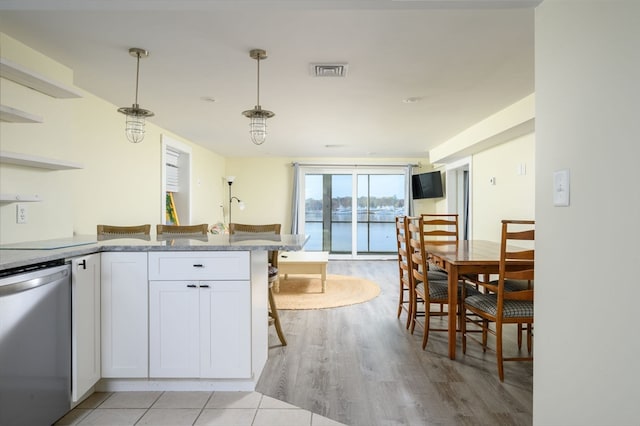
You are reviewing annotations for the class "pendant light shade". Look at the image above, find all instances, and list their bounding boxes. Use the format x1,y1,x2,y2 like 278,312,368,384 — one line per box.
242,49,274,145
117,48,154,143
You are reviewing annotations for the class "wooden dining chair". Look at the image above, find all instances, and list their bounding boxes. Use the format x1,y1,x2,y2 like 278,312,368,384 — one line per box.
156,224,208,235
229,223,287,346
419,213,459,275
395,216,415,329
409,216,479,348
461,219,535,381
97,224,151,235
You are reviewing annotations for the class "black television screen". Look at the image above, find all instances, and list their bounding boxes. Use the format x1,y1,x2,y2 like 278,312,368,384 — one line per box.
412,172,443,199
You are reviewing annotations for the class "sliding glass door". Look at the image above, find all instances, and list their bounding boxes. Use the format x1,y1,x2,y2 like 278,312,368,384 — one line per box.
301,166,407,257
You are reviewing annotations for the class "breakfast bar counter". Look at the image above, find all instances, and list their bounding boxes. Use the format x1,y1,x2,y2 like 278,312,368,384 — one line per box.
0,234,307,395
0,234,307,272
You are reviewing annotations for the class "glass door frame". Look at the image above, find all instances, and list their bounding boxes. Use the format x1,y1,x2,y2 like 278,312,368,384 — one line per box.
297,165,409,259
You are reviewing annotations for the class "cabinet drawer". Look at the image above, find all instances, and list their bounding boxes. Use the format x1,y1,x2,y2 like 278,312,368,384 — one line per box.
148,251,250,281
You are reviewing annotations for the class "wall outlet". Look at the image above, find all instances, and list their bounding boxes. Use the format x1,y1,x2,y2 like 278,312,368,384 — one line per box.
16,203,28,224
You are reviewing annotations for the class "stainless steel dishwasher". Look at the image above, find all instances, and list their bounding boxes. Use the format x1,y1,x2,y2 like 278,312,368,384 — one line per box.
0,260,71,426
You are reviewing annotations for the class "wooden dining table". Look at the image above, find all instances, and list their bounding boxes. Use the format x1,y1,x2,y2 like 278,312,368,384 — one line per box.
423,240,504,360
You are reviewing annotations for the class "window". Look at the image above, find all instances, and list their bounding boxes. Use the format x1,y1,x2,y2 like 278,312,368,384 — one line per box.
299,166,408,257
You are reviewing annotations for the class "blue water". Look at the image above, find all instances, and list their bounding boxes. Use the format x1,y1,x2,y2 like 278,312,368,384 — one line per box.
304,222,396,253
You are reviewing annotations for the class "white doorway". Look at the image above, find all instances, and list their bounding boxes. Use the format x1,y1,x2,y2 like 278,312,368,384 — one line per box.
161,135,192,225
445,157,472,240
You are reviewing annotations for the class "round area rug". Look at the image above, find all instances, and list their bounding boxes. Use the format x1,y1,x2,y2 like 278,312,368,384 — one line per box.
273,274,381,310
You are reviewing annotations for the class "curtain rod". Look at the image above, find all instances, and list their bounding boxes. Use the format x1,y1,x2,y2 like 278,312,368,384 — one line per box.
291,162,420,168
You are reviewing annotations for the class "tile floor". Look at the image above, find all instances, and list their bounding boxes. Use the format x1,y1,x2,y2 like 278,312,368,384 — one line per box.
55,391,347,426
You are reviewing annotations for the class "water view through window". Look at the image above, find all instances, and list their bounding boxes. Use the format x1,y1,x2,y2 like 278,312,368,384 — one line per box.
304,173,405,255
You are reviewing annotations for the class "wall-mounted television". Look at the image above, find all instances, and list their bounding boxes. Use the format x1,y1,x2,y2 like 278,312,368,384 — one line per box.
412,171,443,199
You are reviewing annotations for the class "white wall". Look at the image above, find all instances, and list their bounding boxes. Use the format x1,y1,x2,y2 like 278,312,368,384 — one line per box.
534,2,640,425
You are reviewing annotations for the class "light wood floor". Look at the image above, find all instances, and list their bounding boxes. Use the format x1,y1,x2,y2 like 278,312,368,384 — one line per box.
256,259,533,426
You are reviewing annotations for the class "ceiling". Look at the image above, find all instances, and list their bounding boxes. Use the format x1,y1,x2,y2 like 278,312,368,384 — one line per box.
0,0,539,159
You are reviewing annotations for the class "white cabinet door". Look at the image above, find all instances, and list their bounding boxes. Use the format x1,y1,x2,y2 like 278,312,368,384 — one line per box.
200,280,251,378
71,253,101,402
149,281,200,378
101,252,148,378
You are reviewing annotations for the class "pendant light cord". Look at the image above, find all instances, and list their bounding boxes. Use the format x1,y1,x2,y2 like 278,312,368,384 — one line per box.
256,55,260,107
134,52,141,106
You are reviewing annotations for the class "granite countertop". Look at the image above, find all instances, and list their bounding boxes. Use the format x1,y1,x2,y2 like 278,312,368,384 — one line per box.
0,234,309,272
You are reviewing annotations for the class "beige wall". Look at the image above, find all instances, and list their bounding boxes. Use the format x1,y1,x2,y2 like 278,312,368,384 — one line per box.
0,35,430,244
225,157,430,232
534,2,640,425
0,34,225,244
472,132,535,240
1,32,534,249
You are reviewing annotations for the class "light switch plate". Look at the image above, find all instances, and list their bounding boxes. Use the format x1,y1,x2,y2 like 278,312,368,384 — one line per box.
553,169,570,207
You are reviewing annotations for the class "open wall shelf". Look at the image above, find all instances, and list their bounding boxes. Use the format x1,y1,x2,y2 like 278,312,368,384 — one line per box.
0,150,84,170
1,57,83,99
0,193,42,203
0,104,43,123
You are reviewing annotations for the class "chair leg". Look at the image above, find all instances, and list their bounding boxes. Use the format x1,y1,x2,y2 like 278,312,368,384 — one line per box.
482,319,489,352
397,276,404,319
461,305,467,354
405,286,413,329
421,302,431,350
517,323,524,349
410,295,418,334
496,321,504,382
268,285,287,346
527,323,533,354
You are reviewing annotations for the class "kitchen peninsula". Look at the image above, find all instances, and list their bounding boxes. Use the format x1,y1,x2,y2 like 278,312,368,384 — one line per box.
0,233,307,401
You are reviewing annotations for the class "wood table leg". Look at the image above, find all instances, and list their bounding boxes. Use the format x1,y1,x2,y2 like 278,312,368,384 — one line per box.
448,267,459,360
321,265,327,293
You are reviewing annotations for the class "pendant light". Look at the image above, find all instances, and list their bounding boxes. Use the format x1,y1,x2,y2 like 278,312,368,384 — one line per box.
117,47,154,143
242,49,275,145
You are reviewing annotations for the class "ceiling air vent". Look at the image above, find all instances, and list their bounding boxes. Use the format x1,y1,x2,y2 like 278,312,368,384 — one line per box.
310,63,348,77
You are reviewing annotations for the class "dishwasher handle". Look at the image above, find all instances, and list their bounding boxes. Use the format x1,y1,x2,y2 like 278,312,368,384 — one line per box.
0,268,69,297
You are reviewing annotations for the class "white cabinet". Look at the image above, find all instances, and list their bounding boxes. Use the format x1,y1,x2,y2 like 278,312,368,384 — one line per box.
148,251,251,379
199,280,251,378
71,254,101,403
149,281,200,378
101,252,148,378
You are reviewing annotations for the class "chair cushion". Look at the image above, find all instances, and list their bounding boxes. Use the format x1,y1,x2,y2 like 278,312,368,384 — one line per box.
428,263,448,275
416,280,481,301
416,280,449,301
427,269,448,281
268,265,278,282
462,283,481,297
465,294,533,318
488,279,534,292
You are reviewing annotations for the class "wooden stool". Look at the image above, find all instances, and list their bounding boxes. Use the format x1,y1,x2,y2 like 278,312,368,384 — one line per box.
268,266,287,346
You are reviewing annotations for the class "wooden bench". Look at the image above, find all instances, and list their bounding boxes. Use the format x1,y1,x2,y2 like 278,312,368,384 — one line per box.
277,251,329,293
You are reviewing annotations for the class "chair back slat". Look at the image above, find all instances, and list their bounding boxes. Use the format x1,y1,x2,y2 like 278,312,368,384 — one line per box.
506,229,535,241
229,223,281,266
156,224,208,235
420,214,459,241
505,249,534,261
97,224,151,235
499,220,535,304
